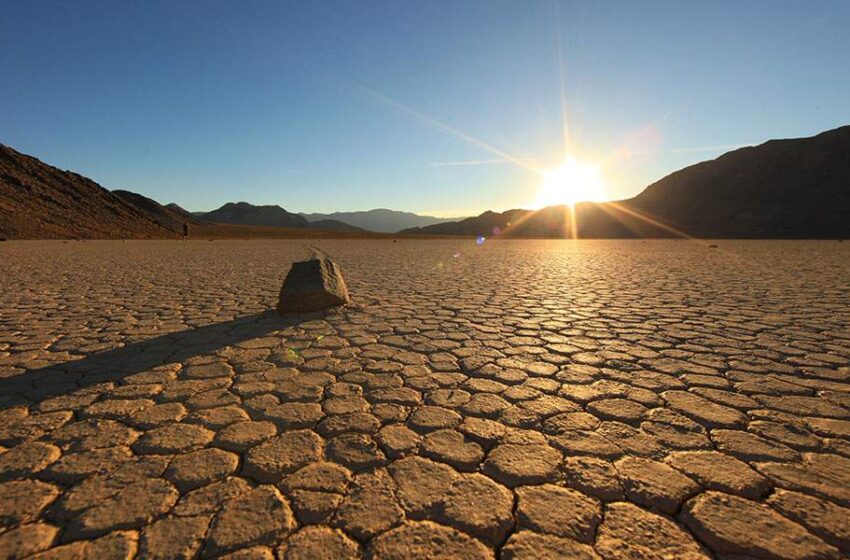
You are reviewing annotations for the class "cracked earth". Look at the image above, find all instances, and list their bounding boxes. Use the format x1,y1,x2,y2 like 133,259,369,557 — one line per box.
1,239,850,559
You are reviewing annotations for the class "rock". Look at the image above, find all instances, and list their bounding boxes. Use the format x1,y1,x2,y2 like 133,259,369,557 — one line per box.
516,484,601,543
367,521,491,560
277,257,350,313
681,491,841,559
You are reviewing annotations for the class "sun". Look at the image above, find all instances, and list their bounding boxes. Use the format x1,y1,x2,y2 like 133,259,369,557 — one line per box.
532,156,606,209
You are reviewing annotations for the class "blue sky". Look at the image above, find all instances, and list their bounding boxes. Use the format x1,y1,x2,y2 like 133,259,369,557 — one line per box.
2,1,848,216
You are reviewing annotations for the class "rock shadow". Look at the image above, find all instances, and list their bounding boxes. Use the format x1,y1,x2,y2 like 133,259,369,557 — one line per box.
0,310,305,409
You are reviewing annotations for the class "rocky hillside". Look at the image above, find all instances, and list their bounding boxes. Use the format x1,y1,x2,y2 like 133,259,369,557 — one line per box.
0,145,176,239
404,126,850,238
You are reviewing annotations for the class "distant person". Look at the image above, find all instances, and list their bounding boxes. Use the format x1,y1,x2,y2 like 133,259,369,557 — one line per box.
182,222,190,240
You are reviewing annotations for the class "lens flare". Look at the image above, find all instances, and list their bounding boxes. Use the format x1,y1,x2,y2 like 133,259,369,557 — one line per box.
532,156,606,209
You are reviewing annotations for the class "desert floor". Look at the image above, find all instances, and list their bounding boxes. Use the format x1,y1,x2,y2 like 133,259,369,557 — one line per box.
1,239,849,559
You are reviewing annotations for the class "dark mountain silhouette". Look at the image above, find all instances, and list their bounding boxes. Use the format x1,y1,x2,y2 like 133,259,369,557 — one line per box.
403,126,850,238
198,202,309,228
300,208,462,233
0,144,175,238
0,148,373,239
196,202,362,232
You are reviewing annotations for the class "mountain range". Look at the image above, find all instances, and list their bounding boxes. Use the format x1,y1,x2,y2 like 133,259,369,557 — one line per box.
299,209,460,233
2,125,848,239
402,126,850,238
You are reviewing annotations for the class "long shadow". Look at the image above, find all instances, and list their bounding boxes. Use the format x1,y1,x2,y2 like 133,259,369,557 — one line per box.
0,310,306,409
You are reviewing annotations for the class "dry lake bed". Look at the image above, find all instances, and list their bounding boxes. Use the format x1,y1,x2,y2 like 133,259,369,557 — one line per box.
1,239,850,559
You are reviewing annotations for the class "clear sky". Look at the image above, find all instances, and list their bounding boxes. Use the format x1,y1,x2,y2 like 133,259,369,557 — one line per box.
2,1,848,216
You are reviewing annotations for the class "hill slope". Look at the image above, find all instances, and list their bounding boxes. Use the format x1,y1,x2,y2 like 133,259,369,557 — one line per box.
300,208,461,233
0,145,175,239
403,126,850,238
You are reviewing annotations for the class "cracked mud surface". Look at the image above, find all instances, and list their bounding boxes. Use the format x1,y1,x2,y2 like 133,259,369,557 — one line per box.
1,239,849,559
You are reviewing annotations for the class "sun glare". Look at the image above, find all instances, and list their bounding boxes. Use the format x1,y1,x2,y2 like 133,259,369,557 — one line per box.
532,156,606,209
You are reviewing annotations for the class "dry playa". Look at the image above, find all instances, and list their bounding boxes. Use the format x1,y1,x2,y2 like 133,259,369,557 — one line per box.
1,239,850,559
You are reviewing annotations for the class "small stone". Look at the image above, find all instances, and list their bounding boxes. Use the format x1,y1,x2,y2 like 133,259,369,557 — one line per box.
682,491,840,560
437,473,514,545
482,443,561,487
596,502,710,560
367,521,491,560
243,430,323,483
615,456,700,514
501,531,601,560
205,486,295,556
516,484,601,543
166,448,239,491
278,526,360,560
277,257,350,313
